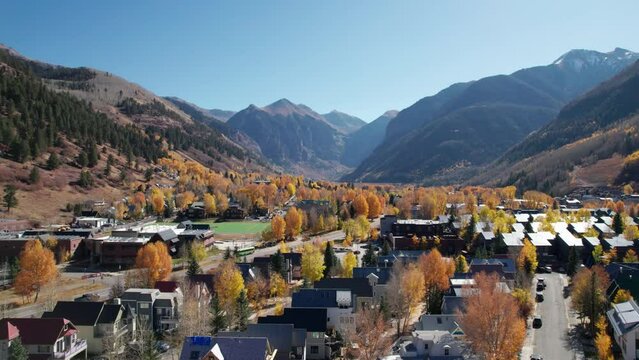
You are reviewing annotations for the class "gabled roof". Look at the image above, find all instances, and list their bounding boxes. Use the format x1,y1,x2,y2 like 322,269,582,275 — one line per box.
219,323,300,360
258,308,327,332
603,235,634,248
469,258,516,274
180,336,271,360
313,278,373,298
98,304,125,324
155,280,180,293
42,301,105,326
569,222,591,234
583,237,600,247
511,223,525,233
557,231,582,247
501,232,524,247
189,274,216,293
2,318,75,345
594,223,614,234
0,320,19,340
607,300,639,336
292,288,351,308
352,267,392,284
527,232,554,247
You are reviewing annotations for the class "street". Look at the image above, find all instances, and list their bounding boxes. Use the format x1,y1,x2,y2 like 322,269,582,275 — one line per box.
528,272,583,360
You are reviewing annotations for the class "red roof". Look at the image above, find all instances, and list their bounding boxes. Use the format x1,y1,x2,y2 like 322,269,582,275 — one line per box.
2,318,75,345
155,280,180,293
0,319,19,340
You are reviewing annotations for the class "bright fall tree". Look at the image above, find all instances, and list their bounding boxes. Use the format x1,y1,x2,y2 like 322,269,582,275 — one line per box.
623,249,639,263
175,191,196,211
613,289,633,303
387,263,425,334
517,239,538,276
342,252,358,278
269,272,289,298
301,242,325,284
459,272,526,360
285,207,302,239
214,259,245,311
571,266,611,336
594,316,614,360
353,194,369,218
455,255,469,273
624,225,639,241
203,193,217,216
366,193,382,219
135,241,172,287
419,249,454,313
271,215,286,241
14,240,58,302
149,187,165,216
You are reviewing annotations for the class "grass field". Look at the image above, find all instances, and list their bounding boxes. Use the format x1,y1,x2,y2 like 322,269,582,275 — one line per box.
205,221,270,234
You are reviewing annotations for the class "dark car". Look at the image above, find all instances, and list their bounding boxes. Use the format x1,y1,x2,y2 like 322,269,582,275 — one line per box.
536,292,544,302
533,315,542,328
155,341,170,353
530,354,543,360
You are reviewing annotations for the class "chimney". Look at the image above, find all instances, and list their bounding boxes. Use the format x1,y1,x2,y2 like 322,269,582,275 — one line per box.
113,298,121,305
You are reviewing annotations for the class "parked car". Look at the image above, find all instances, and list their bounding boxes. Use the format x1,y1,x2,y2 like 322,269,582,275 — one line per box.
536,278,546,291
530,354,543,360
536,292,544,302
156,341,170,353
532,315,543,328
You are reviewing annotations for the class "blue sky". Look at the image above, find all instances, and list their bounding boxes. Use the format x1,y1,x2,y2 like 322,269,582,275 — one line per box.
1,1,638,121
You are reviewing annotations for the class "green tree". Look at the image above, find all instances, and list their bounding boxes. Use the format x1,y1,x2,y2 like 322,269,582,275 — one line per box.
567,247,578,277
323,242,337,278
28,166,40,184
613,212,625,235
3,185,18,212
8,337,28,360
87,142,99,168
187,254,201,277
463,214,476,249
77,151,88,168
235,289,250,331
592,245,604,264
381,239,392,256
46,152,61,170
362,244,377,267
145,168,154,182
455,255,469,273
210,295,226,335
270,250,286,278
78,170,94,188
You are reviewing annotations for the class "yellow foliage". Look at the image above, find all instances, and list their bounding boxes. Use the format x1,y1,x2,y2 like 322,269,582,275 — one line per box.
271,215,286,241
342,252,358,278
301,242,325,284
14,240,58,302
135,241,172,286
214,259,245,310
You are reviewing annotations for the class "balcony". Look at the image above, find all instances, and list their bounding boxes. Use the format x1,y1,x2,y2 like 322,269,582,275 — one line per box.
53,339,87,359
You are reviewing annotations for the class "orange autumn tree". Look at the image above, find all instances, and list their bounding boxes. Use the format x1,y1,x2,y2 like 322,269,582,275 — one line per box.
149,187,165,216
459,272,526,360
419,249,454,313
353,194,369,218
135,241,172,286
285,207,302,239
271,215,286,241
366,193,382,219
14,240,58,302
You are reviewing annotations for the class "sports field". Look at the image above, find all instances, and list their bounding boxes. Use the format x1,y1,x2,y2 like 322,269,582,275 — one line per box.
201,221,270,234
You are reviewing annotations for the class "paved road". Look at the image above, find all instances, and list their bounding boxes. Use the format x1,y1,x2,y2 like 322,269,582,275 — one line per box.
530,273,582,360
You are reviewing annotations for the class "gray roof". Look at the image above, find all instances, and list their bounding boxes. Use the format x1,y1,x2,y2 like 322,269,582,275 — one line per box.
557,231,582,247
219,323,299,360
501,232,524,247
179,336,270,360
527,232,553,247
607,300,639,336
604,235,634,248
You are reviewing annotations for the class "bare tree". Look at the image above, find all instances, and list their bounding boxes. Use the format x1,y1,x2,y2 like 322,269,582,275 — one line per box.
167,279,212,352
347,308,392,360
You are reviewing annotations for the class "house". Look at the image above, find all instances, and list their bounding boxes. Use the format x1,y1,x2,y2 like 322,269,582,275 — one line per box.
556,231,584,262
469,258,516,280
606,263,639,301
74,217,109,229
398,331,465,359
526,232,554,258
179,336,277,360
186,202,207,219
292,288,355,332
602,236,636,259
119,288,180,332
283,253,303,280
352,267,392,302
258,308,328,359
416,314,464,336
476,231,496,250
594,223,615,238
441,296,465,315
42,300,134,355
0,320,19,360
313,278,374,310
499,232,525,257
390,219,446,238
219,323,306,360
223,204,246,220
0,318,88,360
606,300,639,360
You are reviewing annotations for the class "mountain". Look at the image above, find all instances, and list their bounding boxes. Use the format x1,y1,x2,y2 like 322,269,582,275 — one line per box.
321,110,366,134
226,99,350,179
208,109,236,122
343,48,639,184
341,110,398,167
471,59,639,194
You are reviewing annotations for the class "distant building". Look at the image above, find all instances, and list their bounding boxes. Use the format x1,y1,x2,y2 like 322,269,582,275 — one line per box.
224,204,246,220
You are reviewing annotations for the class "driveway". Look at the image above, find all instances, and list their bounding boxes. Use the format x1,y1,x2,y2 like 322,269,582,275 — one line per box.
528,272,583,360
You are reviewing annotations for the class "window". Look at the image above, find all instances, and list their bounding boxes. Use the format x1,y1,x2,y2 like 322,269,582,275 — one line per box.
424,343,429,350
310,346,319,354
139,302,149,309
437,317,442,324
444,346,450,356
189,351,200,359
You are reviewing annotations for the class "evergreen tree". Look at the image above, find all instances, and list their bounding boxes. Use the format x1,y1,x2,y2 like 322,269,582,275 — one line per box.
464,215,476,248
8,337,28,360
613,212,625,235
187,254,202,277
145,168,154,182
46,152,60,170
87,142,99,168
270,250,286,278
362,245,377,267
210,295,226,335
78,170,94,188
323,242,337,278
224,247,232,260
567,247,578,277
3,185,18,212
381,238,392,256
28,166,40,184
9,257,20,281
235,289,250,331
77,151,88,168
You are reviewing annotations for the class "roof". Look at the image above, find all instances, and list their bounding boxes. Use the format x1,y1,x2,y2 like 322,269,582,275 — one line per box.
292,288,352,308
180,336,270,360
469,258,516,274
511,223,525,233
219,323,299,360
155,281,180,293
479,231,495,240
1,318,74,345
417,314,463,335
583,237,600,247
121,288,161,302
151,229,178,241
258,308,327,332
189,274,216,293
396,219,440,225
527,232,554,247
441,296,465,315
501,232,524,247
552,222,569,233
0,319,19,340
557,231,582,247
352,267,392,284
98,304,125,324
594,223,614,234
42,301,105,326
569,222,591,234
515,213,533,223
313,278,373,298
607,300,639,336
603,235,634,248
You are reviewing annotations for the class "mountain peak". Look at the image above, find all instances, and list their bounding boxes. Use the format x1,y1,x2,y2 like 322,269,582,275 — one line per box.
552,48,638,71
